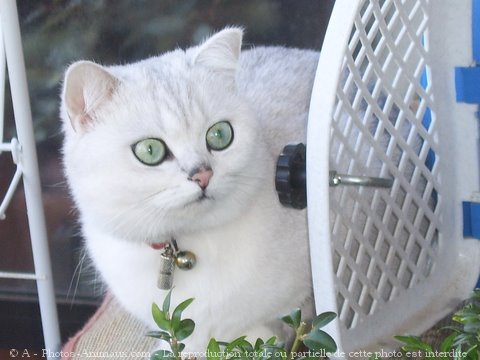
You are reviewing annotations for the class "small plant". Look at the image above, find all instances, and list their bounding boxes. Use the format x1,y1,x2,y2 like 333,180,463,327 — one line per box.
147,290,195,359
395,289,480,360
147,289,338,360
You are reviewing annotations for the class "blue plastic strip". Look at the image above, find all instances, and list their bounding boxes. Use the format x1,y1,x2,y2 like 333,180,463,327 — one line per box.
469,0,480,289
455,66,480,103
420,59,438,204
455,0,480,103
463,201,480,239
420,69,436,172
473,0,480,63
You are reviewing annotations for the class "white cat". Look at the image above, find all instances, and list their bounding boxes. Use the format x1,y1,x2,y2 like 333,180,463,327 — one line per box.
61,27,319,353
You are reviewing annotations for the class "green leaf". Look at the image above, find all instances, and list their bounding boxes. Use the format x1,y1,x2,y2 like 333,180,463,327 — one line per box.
145,330,171,342
303,329,337,353
207,338,222,360
163,289,173,314
175,318,195,341
150,350,174,360
454,344,464,360
265,336,277,345
290,308,302,328
440,332,457,353
464,344,478,358
281,308,301,329
281,314,295,328
464,318,480,333
225,336,248,353
312,312,337,330
442,325,462,333
394,336,433,352
452,304,480,326
453,333,476,348
171,298,195,331
254,338,264,351
152,303,170,331
245,340,255,353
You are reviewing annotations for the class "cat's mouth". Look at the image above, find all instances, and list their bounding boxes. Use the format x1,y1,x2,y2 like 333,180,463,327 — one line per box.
198,192,213,202
183,191,213,209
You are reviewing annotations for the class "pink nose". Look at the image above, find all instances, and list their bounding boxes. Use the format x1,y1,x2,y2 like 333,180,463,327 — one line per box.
191,168,213,190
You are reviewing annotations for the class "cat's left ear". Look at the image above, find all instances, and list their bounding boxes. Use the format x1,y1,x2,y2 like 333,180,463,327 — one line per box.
191,27,243,78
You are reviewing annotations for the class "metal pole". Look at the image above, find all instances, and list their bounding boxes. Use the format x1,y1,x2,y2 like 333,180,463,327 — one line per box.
0,18,5,145
0,0,61,357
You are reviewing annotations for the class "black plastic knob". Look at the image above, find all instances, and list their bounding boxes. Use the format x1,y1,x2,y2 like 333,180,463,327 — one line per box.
275,143,307,209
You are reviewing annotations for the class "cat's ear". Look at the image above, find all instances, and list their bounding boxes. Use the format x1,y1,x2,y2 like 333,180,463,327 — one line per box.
62,61,119,132
191,27,243,77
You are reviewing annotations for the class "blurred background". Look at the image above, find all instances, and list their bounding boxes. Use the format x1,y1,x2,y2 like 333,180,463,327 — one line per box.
0,0,334,349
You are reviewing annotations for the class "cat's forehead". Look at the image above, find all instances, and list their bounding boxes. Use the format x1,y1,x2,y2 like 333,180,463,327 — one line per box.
106,50,240,141
107,61,206,138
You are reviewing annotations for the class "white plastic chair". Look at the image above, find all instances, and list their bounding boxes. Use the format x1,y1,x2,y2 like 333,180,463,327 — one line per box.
308,0,480,355
0,0,60,358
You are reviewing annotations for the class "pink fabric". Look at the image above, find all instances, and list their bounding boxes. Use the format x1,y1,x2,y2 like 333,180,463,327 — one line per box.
61,293,113,359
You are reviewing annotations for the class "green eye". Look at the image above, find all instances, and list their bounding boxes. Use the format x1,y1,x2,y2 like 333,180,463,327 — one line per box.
132,138,167,166
206,121,234,151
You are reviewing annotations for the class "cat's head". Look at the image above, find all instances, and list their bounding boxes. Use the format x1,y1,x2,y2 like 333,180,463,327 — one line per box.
61,28,269,242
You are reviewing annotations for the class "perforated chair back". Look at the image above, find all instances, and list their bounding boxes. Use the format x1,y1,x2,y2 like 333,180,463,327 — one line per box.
307,0,480,353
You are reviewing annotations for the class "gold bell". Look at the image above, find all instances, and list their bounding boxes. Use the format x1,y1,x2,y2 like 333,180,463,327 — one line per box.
175,251,196,270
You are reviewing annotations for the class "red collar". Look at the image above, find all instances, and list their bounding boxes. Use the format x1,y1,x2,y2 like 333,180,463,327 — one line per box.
150,242,167,250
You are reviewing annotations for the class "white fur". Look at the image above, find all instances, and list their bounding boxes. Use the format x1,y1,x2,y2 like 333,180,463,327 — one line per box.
61,28,319,352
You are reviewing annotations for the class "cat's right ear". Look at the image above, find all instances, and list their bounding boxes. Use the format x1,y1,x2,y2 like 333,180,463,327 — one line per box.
62,61,119,133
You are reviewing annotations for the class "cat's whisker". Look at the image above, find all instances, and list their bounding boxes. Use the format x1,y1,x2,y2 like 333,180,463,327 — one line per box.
140,187,178,202
106,199,170,241
67,249,88,306
99,189,171,233
228,172,267,181
67,257,81,304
